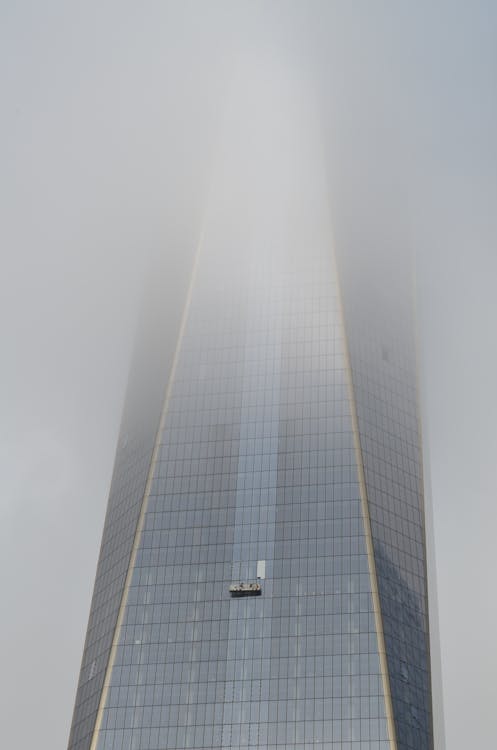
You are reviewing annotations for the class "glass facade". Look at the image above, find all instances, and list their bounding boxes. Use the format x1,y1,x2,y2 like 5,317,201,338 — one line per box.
68,104,433,750
337,248,433,750
68,276,189,750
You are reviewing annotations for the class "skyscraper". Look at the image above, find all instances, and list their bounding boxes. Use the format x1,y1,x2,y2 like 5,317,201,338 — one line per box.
68,78,436,750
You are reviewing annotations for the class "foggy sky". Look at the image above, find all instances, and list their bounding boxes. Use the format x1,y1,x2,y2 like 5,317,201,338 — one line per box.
1,2,496,749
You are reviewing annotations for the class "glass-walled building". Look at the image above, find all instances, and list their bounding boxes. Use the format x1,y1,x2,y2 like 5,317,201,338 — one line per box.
68,79,434,750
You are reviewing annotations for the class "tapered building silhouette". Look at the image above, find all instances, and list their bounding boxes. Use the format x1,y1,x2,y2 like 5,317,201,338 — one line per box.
68,83,437,750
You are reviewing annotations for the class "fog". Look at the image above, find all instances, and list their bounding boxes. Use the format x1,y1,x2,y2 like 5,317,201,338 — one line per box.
1,2,496,748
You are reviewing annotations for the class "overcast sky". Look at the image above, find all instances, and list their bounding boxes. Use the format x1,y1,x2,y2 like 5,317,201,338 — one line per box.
1,3,496,749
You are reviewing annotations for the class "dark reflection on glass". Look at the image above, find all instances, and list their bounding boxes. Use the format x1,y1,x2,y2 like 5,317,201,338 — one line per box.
374,543,432,750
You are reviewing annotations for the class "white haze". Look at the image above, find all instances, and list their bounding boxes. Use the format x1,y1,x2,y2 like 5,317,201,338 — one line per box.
1,2,496,748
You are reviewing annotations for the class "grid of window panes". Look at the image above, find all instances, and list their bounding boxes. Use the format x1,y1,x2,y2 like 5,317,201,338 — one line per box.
68,294,184,750
95,236,392,750
338,253,433,750
68,371,163,750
